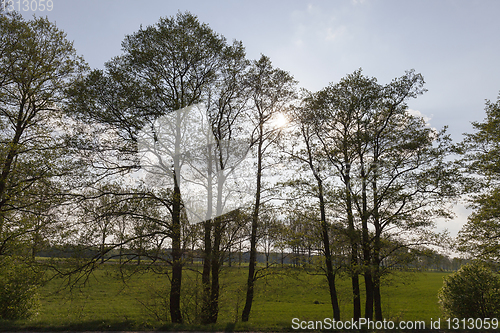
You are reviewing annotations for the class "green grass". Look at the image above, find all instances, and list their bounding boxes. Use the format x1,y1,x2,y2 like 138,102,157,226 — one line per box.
0,264,450,331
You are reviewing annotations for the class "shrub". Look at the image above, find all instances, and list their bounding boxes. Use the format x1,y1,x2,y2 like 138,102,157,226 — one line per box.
0,256,42,320
438,262,500,318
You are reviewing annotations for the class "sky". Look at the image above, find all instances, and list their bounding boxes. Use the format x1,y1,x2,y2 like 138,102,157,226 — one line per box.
17,0,500,238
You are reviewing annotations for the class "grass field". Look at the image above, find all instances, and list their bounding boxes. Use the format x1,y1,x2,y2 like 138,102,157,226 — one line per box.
0,264,450,331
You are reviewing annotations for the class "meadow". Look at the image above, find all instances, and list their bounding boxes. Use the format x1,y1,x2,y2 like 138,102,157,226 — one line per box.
0,264,449,332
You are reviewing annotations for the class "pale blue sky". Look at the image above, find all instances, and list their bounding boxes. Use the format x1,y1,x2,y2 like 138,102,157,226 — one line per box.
19,0,500,237
20,0,500,140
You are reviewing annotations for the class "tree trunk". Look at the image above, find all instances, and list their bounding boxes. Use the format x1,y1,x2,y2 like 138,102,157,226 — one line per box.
101,226,106,264
319,189,340,320
373,257,382,320
170,176,183,324
345,163,361,319
242,137,263,322
201,140,214,324
373,227,383,320
238,242,242,266
241,198,260,322
351,252,361,319
363,254,374,319
308,136,341,321
241,211,257,322
0,119,24,232
201,219,212,324
360,161,373,319
372,162,383,321
209,216,222,323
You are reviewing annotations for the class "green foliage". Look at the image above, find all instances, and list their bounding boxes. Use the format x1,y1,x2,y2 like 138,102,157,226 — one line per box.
0,256,42,320
462,95,500,180
438,262,500,318
457,93,500,260
0,12,84,320
0,11,87,257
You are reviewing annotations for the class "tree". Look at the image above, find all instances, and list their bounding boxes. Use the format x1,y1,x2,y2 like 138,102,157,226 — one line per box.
198,43,250,324
0,12,86,257
66,12,245,324
357,70,457,320
281,98,343,319
241,55,297,322
0,12,86,320
305,69,458,320
457,93,500,260
438,262,500,318
306,71,380,319
133,38,251,326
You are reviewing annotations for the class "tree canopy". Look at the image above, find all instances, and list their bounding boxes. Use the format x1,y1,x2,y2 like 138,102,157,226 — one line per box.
0,11,87,257
457,93,500,260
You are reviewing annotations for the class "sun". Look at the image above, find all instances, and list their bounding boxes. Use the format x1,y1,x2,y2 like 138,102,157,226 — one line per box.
273,112,288,128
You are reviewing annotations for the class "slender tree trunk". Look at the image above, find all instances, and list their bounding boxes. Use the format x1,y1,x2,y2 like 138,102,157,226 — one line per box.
318,181,340,320
191,239,195,264
242,137,263,322
170,181,183,324
205,156,227,324
373,245,382,321
372,204,383,320
31,221,41,260
264,240,271,268
209,216,222,323
360,161,373,319
363,247,373,319
239,242,242,266
31,229,38,260
201,141,214,324
350,250,361,319
345,163,361,319
101,224,107,264
170,122,183,324
305,129,341,320
241,208,258,322
362,236,373,318
201,219,212,324
372,160,383,321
